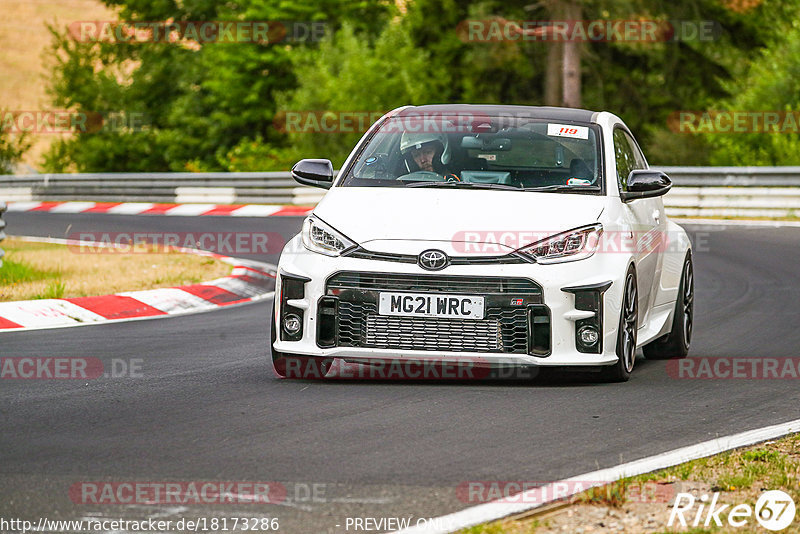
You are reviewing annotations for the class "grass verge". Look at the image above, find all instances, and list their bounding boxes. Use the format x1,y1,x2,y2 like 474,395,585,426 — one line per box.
460,433,800,533
0,237,232,301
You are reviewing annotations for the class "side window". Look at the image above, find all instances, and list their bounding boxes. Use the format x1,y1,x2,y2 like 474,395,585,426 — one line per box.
613,128,646,191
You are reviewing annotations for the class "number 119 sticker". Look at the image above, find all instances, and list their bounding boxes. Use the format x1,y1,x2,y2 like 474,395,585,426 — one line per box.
547,123,589,140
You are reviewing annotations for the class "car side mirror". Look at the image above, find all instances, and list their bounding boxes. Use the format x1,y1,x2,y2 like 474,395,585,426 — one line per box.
291,159,334,189
621,170,672,202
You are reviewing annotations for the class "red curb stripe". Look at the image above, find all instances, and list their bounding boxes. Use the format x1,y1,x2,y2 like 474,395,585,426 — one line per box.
29,202,64,211
179,284,245,305
235,265,276,278
201,204,246,216
217,297,251,307
82,202,122,213
234,274,273,288
271,206,314,216
18,202,312,216
0,317,24,329
140,203,180,214
63,295,167,320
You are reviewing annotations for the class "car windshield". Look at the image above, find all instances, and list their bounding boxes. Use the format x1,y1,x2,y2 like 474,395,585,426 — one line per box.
341,114,602,192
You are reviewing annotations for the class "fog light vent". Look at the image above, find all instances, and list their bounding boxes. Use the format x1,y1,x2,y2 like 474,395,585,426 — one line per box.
562,281,612,354
578,325,599,346
283,314,302,335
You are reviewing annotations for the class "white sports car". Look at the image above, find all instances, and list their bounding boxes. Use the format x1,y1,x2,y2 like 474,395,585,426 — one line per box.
271,105,693,382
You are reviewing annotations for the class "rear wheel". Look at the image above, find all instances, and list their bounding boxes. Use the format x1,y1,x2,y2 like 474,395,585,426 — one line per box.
270,301,331,379
643,251,693,360
600,266,638,383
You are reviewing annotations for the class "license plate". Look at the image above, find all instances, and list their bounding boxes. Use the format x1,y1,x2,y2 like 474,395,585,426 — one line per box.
378,292,485,319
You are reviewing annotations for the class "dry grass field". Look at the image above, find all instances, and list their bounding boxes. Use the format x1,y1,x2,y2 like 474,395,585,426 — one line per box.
0,0,115,170
0,237,233,301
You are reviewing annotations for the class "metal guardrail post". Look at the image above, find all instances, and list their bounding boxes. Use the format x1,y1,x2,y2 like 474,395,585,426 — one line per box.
0,200,6,268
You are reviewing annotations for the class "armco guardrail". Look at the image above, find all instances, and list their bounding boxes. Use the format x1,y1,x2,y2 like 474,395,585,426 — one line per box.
1,167,799,218
657,166,800,218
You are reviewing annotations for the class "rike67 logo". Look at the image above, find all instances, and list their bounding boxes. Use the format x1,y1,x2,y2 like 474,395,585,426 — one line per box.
669,490,796,531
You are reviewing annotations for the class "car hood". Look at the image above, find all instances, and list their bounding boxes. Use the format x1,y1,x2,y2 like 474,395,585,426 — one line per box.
312,187,606,254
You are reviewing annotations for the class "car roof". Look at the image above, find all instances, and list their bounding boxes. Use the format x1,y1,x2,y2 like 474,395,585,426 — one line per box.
392,104,599,123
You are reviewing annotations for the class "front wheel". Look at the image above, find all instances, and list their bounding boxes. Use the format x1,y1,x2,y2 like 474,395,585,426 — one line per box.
643,251,693,360
600,266,638,383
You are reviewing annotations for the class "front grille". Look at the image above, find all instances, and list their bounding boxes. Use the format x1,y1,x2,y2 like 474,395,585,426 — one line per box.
366,315,502,352
327,272,542,296
487,308,529,353
337,301,374,347
327,273,540,354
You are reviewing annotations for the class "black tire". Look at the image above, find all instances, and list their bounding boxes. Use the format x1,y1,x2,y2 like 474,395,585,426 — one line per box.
270,301,331,379
600,266,638,383
643,251,693,360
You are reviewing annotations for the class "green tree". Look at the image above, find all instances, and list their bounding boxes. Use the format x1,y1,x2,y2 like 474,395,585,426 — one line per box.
0,121,31,173
263,21,447,168
44,0,392,172
706,19,800,165
401,0,786,165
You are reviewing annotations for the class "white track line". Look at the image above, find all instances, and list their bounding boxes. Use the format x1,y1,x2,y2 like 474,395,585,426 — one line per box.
394,418,800,534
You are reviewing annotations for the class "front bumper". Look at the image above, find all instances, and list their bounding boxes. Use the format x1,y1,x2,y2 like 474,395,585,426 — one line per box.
273,235,629,367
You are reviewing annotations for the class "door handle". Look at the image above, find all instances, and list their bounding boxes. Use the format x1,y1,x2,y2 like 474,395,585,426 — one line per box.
653,210,661,224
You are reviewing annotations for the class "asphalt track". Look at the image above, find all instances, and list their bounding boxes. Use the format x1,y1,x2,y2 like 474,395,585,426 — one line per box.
2,211,800,533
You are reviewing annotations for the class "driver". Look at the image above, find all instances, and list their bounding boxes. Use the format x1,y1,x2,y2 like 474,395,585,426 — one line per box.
400,132,451,174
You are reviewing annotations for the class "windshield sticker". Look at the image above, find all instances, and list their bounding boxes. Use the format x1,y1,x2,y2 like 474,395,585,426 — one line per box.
547,123,589,140
567,177,592,185
477,154,497,161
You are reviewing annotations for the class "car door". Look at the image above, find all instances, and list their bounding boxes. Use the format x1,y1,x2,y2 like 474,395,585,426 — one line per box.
613,126,661,328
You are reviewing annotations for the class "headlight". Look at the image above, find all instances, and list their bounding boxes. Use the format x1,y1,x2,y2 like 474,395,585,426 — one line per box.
517,224,603,264
301,215,357,256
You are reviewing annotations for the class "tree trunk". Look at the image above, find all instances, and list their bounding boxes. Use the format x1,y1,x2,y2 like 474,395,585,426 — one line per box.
561,1,581,108
544,41,562,106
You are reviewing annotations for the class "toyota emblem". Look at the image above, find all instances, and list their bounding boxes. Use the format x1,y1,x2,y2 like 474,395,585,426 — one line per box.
418,249,449,271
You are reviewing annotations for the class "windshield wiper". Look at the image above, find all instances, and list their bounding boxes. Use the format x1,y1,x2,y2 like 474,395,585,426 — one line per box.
520,184,601,192
405,181,519,191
